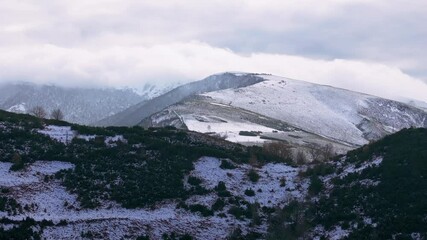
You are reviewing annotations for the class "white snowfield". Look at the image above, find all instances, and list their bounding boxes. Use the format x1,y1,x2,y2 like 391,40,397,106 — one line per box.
7,103,26,113
191,157,307,207
105,135,127,147
37,126,76,144
38,125,127,147
0,158,307,239
340,156,383,177
0,161,74,187
203,74,427,146
183,116,273,143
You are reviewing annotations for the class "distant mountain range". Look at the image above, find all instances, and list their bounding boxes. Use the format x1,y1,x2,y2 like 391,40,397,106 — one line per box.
0,82,171,125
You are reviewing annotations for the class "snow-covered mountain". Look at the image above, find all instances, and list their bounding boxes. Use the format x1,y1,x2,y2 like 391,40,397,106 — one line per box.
141,73,427,148
0,83,151,125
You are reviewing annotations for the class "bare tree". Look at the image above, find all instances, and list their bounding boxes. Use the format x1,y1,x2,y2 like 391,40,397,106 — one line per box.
263,141,292,162
51,108,64,120
307,143,335,162
320,143,335,161
307,144,322,162
30,106,47,119
296,150,307,165
249,153,260,167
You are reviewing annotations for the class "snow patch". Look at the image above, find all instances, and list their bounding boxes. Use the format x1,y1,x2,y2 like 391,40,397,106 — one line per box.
191,157,307,207
76,134,96,141
7,103,26,113
38,125,76,144
341,156,383,176
184,116,276,144
105,135,127,147
0,161,73,187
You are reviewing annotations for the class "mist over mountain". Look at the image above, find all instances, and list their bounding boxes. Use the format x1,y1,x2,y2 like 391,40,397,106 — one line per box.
0,83,147,125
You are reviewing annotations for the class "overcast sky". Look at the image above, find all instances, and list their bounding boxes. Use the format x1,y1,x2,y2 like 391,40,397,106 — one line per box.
1,0,427,102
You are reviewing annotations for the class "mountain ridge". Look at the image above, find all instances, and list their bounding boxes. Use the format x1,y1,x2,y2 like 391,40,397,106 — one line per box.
95,73,265,126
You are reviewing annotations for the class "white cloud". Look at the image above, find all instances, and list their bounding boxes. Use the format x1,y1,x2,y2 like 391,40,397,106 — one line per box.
0,0,426,103
0,41,426,103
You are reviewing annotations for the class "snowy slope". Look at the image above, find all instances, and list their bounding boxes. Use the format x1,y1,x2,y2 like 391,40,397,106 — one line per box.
202,74,427,145
140,94,355,155
148,73,425,147
0,157,307,239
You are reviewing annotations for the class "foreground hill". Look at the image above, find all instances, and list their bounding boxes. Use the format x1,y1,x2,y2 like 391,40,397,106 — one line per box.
269,127,427,239
141,73,427,149
0,110,425,239
0,110,305,239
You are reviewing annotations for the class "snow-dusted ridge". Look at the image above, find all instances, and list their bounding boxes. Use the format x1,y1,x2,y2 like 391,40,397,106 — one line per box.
203,74,427,145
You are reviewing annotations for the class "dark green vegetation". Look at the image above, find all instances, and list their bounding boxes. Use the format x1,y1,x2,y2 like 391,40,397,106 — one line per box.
268,128,427,239
220,159,237,169
0,110,285,210
248,169,260,182
0,195,22,215
0,111,68,167
244,188,256,196
0,217,58,240
177,202,214,217
307,175,323,195
238,131,258,137
0,218,41,240
161,232,193,240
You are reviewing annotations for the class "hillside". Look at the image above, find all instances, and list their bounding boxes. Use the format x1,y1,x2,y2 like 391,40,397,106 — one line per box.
0,83,149,125
0,110,426,239
0,110,305,239
141,73,427,149
268,127,427,239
